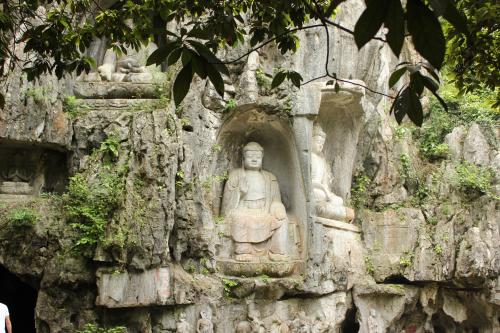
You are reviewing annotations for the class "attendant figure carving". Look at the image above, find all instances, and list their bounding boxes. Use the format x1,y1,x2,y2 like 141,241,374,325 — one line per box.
311,125,355,222
197,310,214,333
176,312,191,333
221,142,289,262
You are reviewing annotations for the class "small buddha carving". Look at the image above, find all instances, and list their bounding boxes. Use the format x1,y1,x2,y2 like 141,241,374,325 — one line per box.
176,312,191,333
197,310,214,333
311,125,355,222
0,164,35,195
221,142,289,262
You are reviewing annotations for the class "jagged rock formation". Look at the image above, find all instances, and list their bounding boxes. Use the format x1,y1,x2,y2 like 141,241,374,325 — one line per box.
0,0,498,332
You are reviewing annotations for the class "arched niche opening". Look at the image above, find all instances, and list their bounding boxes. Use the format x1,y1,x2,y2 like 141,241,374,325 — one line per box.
212,106,307,276
0,265,37,333
315,84,366,201
0,140,68,202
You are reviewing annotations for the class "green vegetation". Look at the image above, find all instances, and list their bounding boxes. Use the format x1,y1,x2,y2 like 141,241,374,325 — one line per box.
223,99,237,113
445,0,499,107
97,136,120,165
433,244,443,255
415,81,498,161
398,154,411,181
64,171,125,256
214,216,225,225
364,256,375,275
175,170,185,190
452,162,493,196
63,137,126,256
7,207,39,229
63,95,90,118
258,274,270,283
399,250,414,268
255,67,272,94
350,174,371,209
77,324,126,333
222,277,239,297
23,86,52,105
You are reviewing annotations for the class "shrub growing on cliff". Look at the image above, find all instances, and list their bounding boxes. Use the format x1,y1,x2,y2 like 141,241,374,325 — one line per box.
452,162,493,196
7,207,39,229
64,171,125,256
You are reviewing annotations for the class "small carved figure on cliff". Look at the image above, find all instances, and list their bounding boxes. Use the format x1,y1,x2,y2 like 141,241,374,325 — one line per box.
367,309,380,333
248,309,266,333
197,310,214,333
235,320,253,333
176,312,191,333
311,124,355,222
221,142,289,262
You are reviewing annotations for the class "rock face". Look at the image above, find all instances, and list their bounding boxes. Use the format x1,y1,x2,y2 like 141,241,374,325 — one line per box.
0,0,499,332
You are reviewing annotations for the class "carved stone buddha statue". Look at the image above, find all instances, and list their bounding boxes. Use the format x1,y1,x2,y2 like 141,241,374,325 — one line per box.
311,125,355,222
97,46,154,83
221,142,289,262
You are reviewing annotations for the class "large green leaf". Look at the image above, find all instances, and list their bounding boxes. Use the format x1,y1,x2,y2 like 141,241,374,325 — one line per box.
389,66,408,88
271,71,286,89
392,87,410,124
146,42,179,66
206,63,225,98
166,47,182,66
407,87,424,126
173,62,193,106
441,0,469,35
410,72,425,96
354,1,388,49
191,54,208,79
187,40,229,76
407,0,446,69
385,0,405,56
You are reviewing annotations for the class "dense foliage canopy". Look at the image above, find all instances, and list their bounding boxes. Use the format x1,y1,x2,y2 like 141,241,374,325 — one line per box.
0,0,497,125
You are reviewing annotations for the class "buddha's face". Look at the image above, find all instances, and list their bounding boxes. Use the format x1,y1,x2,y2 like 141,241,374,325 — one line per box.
312,134,325,153
243,150,263,170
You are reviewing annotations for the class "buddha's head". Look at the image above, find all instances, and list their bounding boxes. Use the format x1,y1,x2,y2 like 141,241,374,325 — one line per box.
243,142,264,170
312,124,326,153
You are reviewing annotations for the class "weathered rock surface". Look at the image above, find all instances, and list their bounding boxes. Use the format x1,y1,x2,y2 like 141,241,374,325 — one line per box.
0,0,498,332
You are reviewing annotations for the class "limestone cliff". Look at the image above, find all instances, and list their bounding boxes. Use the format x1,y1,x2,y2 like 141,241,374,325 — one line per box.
0,0,498,332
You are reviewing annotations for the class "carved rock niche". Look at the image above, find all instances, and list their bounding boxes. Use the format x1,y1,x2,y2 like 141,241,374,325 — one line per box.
315,83,366,202
0,141,68,201
311,83,368,284
213,108,307,277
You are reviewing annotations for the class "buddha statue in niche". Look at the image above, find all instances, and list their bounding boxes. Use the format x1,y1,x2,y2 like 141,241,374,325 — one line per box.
311,124,355,222
221,142,289,262
0,156,36,196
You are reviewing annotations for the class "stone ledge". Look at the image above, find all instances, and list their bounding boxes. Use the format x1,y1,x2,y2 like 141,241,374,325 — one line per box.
74,81,159,99
315,216,361,233
75,98,163,112
96,267,171,308
0,194,34,202
216,259,303,278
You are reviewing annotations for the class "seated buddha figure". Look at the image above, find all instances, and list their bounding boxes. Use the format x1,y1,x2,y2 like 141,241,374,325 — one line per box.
311,125,355,222
221,142,289,262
